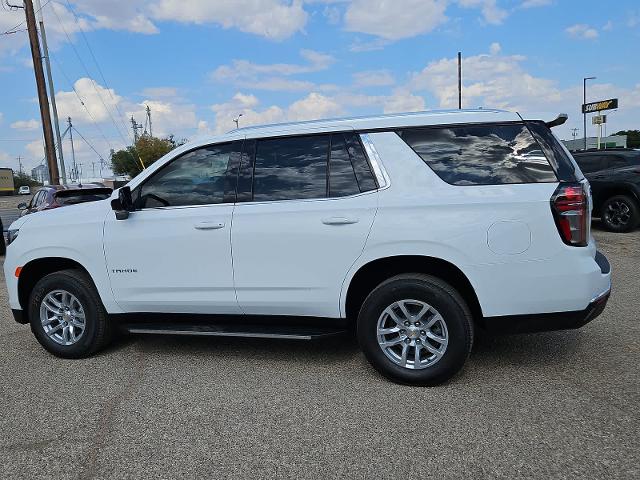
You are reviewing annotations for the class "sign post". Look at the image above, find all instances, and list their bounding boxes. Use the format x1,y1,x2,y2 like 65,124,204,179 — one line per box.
581,98,618,150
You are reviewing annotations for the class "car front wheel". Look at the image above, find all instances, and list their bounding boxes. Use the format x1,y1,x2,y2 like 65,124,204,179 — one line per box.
28,269,112,358
357,274,474,386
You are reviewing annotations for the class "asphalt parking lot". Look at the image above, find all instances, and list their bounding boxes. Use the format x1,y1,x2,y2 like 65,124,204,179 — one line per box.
0,211,638,479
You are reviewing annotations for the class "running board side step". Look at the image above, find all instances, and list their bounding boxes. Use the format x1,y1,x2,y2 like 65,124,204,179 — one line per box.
124,323,347,340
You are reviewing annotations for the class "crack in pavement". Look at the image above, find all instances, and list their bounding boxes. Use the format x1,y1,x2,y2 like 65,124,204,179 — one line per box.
79,345,147,480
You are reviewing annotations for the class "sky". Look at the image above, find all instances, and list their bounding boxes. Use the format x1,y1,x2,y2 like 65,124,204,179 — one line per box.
0,0,639,176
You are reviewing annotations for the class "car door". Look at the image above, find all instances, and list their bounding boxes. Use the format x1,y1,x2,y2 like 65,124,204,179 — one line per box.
103,141,242,314
231,132,378,318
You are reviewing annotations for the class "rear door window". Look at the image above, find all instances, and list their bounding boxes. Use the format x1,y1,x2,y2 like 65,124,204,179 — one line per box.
573,155,605,173
398,123,557,185
252,135,329,202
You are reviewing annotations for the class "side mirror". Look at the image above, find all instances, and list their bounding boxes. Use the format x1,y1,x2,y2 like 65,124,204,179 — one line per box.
17,202,27,210
111,186,133,220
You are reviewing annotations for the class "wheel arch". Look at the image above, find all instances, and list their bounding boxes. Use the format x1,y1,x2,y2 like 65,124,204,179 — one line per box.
593,185,640,215
343,255,483,325
17,257,94,319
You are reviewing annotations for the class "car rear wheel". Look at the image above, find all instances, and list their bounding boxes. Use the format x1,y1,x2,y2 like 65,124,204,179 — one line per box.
28,269,113,358
357,274,474,386
601,195,639,233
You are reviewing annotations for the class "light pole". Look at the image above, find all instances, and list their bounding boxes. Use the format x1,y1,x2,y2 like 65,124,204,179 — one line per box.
583,76,596,150
233,113,243,129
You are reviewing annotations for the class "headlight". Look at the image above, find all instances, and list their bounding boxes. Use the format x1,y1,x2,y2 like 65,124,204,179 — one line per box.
6,229,19,246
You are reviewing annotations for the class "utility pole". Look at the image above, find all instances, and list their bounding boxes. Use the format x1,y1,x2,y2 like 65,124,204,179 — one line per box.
17,156,23,175
34,0,65,185
583,76,596,150
571,128,579,142
24,0,59,184
146,105,152,137
131,116,141,142
457,52,462,110
68,117,77,183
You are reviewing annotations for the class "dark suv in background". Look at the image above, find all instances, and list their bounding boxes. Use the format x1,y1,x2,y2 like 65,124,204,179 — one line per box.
572,149,640,232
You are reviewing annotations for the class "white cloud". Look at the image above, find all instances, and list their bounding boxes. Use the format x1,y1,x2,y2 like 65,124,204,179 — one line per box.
10,119,40,131
210,49,335,91
55,78,123,123
287,92,343,121
210,91,342,134
151,0,308,40
344,0,448,40
353,70,396,88
566,24,599,40
489,42,501,55
383,90,425,114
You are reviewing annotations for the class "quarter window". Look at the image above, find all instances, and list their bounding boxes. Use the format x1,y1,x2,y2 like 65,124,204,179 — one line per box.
136,143,236,208
399,123,558,185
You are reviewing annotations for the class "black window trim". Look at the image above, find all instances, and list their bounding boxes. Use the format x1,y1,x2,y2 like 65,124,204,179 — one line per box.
132,140,241,211
396,121,561,187
235,129,380,205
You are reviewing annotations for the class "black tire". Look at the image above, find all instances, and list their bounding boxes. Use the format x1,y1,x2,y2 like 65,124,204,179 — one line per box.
28,269,112,358
601,195,640,233
357,274,474,386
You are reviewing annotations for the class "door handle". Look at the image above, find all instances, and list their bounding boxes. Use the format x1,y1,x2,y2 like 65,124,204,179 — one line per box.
194,221,225,230
322,217,359,225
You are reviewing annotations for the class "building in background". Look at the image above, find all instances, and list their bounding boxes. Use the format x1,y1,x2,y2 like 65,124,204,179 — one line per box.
31,164,49,184
0,168,15,196
563,135,627,152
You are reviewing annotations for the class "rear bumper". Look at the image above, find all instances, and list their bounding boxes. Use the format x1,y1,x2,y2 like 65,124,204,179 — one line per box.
480,287,610,334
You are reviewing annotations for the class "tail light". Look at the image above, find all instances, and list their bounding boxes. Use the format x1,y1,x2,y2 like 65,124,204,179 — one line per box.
551,182,588,247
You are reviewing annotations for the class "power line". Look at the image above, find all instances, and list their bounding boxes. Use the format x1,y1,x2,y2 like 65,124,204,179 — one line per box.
1,0,51,35
61,0,132,143
47,1,130,146
72,126,106,162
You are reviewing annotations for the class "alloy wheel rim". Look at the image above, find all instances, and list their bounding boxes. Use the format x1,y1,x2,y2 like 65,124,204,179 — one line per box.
376,299,448,370
39,289,86,346
604,201,631,227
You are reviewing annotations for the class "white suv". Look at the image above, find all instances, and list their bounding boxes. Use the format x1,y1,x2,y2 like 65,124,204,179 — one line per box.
4,110,611,386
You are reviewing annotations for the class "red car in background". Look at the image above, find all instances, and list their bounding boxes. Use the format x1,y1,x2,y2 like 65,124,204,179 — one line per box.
18,184,113,217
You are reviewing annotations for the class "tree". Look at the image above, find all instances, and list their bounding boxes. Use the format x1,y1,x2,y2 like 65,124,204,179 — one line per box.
111,135,180,178
613,130,640,149
13,172,42,189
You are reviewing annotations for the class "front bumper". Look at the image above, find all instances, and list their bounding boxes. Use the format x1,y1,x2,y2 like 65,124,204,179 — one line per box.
12,309,27,325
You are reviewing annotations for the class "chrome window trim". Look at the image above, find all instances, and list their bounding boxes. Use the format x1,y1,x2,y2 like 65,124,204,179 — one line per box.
359,133,390,190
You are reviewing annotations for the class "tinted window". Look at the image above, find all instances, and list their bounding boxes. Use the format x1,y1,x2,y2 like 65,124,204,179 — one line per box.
55,191,112,206
136,143,236,208
574,155,606,173
236,139,255,203
525,121,578,182
345,133,377,192
399,123,558,185
253,135,329,201
329,134,360,197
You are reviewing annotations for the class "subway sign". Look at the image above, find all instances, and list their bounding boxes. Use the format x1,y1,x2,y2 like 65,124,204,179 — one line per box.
582,98,618,113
